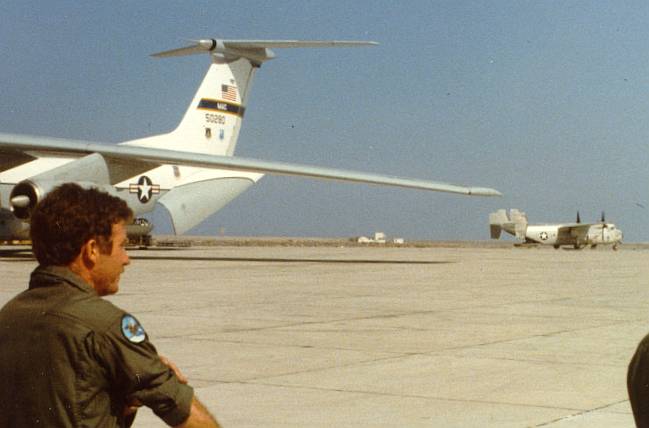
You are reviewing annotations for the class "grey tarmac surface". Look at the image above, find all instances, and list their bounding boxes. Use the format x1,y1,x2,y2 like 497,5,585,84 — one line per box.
1,243,647,427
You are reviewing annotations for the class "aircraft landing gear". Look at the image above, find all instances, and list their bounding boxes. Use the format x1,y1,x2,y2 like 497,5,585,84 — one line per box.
126,218,154,248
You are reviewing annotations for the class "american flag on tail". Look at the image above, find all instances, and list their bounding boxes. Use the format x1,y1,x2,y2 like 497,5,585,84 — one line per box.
221,84,238,102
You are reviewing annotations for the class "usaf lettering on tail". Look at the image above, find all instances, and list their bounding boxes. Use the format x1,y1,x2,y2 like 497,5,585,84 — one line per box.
0,38,502,243
489,209,623,250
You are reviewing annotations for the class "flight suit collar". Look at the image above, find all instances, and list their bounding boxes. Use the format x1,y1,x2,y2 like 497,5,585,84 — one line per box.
29,265,96,295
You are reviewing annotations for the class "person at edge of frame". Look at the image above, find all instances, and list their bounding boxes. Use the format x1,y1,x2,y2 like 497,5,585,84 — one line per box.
628,332,649,428
0,183,220,428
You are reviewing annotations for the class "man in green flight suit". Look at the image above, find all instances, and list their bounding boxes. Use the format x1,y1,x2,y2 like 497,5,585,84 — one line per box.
0,183,220,427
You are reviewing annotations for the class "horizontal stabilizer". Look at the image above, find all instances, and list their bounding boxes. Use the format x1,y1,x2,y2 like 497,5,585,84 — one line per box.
151,39,378,63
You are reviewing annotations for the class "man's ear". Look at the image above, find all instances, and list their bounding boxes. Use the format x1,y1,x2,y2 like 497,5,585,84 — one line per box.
81,238,100,266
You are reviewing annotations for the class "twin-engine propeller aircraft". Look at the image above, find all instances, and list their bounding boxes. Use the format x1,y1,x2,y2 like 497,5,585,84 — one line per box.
489,209,623,250
0,39,501,242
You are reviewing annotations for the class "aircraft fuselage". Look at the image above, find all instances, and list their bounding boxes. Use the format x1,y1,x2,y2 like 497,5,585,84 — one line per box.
525,223,622,248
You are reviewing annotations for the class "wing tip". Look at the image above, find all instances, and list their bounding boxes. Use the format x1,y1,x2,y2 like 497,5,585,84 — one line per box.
468,187,503,197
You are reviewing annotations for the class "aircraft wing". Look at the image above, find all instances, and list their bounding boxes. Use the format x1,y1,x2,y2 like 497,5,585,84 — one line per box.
0,132,501,196
557,223,592,238
556,223,584,229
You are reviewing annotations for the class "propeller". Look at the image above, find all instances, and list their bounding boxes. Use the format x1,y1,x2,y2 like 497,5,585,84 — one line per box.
600,211,609,230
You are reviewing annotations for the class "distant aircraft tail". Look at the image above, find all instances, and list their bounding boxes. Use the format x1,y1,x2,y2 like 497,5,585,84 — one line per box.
489,209,509,239
489,209,528,239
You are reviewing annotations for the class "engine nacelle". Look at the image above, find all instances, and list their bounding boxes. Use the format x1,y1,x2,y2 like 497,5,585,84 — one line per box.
9,153,113,219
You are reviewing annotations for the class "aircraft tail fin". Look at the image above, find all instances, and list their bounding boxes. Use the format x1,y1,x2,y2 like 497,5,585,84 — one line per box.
169,57,254,157
489,209,528,240
509,209,528,240
123,39,377,157
121,55,257,157
489,209,508,239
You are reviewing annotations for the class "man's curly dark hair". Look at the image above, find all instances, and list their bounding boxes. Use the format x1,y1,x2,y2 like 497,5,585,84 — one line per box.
30,183,133,266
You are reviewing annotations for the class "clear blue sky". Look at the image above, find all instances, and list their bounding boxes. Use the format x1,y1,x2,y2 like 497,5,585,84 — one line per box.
1,1,648,241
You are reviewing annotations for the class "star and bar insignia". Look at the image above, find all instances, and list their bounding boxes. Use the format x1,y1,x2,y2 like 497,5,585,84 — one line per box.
129,175,160,203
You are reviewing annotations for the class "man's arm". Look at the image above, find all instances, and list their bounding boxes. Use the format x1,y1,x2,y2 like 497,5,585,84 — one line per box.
175,397,221,428
122,360,220,427
160,356,220,427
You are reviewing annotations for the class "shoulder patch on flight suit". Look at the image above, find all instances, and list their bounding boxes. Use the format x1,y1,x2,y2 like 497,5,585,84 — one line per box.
121,314,146,343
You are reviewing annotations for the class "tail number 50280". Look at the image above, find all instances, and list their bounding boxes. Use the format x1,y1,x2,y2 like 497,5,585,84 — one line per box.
205,113,225,124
